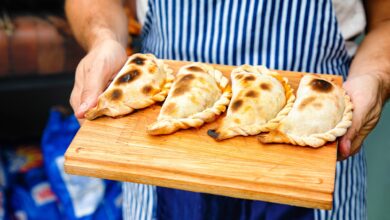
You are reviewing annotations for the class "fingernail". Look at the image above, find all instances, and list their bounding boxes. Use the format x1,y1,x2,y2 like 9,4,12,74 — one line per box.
79,102,88,112
343,140,351,157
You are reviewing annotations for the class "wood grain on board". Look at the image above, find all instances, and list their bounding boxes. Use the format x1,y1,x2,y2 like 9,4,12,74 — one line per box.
65,60,342,210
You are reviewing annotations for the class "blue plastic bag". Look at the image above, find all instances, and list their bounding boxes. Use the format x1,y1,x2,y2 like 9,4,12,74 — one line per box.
3,146,61,220
41,109,122,220
0,188,5,220
0,157,7,220
11,179,61,220
93,180,122,220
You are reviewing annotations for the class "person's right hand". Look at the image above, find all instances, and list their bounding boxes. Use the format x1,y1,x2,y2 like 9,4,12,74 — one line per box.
70,39,127,121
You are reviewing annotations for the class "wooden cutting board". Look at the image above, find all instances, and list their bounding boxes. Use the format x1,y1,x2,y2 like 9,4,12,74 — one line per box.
65,60,341,210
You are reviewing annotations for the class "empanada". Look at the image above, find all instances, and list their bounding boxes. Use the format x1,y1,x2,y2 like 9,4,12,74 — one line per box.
207,65,295,140
147,63,232,135
258,74,353,147
85,53,174,120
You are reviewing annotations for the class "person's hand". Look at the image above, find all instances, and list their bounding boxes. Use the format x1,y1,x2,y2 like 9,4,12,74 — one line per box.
70,39,127,122
338,73,386,160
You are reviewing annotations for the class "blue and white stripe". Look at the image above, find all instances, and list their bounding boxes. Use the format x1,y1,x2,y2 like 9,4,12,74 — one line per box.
315,148,367,220
125,0,367,219
123,182,156,220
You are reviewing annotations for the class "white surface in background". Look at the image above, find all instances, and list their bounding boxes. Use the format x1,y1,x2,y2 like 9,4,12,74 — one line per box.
56,157,105,218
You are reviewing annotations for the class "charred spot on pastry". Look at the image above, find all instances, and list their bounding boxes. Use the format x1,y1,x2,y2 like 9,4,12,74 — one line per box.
148,64,158,74
162,102,176,115
260,83,272,91
235,74,244,80
299,96,316,110
110,89,123,101
313,102,323,109
178,74,195,83
231,100,243,112
172,74,195,96
129,56,146,65
207,129,219,139
116,69,141,85
172,85,190,96
187,66,204,72
244,75,255,81
310,78,333,92
245,90,258,98
142,85,153,95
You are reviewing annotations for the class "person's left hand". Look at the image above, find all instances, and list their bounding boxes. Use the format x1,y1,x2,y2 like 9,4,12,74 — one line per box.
338,73,386,160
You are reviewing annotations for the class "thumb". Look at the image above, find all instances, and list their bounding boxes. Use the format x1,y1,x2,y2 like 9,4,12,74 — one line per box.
338,114,362,160
76,88,101,119
76,65,108,119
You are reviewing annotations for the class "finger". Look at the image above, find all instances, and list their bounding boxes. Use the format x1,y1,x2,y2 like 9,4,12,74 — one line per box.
338,111,363,159
338,134,353,160
76,60,112,118
77,118,85,126
337,153,346,161
70,85,81,114
70,58,86,116
350,134,366,156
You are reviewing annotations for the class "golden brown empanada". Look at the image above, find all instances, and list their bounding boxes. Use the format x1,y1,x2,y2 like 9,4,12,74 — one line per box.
147,63,232,135
258,74,353,147
207,65,295,140
85,53,174,120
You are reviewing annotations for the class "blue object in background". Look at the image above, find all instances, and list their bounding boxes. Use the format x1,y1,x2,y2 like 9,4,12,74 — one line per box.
0,157,7,220
157,187,313,220
11,181,61,220
3,145,61,220
0,187,6,220
41,109,122,220
94,180,123,220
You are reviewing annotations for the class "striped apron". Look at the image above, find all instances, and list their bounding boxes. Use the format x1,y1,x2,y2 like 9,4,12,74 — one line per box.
123,0,367,219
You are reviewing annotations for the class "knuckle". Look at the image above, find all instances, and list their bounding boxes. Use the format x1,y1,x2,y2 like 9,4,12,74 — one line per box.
69,94,77,110
75,58,86,74
80,87,98,102
69,86,80,109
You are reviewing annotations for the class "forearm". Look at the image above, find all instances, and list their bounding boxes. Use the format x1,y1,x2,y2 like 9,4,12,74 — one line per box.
349,21,390,103
65,0,128,51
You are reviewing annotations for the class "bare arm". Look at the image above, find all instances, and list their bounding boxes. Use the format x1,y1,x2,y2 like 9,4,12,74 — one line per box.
65,0,128,50
349,0,390,100
65,0,130,120
339,0,390,159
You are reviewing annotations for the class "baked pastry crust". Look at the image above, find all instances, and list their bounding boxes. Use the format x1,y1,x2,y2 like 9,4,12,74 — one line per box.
258,74,353,147
147,63,232,135
208,65,295,140
85,53,173,120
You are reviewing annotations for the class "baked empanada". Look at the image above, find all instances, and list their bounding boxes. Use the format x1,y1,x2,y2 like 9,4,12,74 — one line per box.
258,74,353,147
85,53,174,120
147,63,231,135
207,65,295,140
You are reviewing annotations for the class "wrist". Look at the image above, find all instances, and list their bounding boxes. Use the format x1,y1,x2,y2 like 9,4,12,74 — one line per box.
349,61,390,104
379,71,390,103
88,28,127,51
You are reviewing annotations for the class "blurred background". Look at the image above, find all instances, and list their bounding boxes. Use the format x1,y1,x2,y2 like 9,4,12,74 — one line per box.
366,105,390,220
0,0,389,220
0,0,139,219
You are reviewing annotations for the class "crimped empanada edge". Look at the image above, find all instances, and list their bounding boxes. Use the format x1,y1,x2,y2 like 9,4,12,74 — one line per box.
257,67,296,132
151,60,175,102
258,86,353,148
85,54,173,120
208,65,295,141
147,63,232,135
